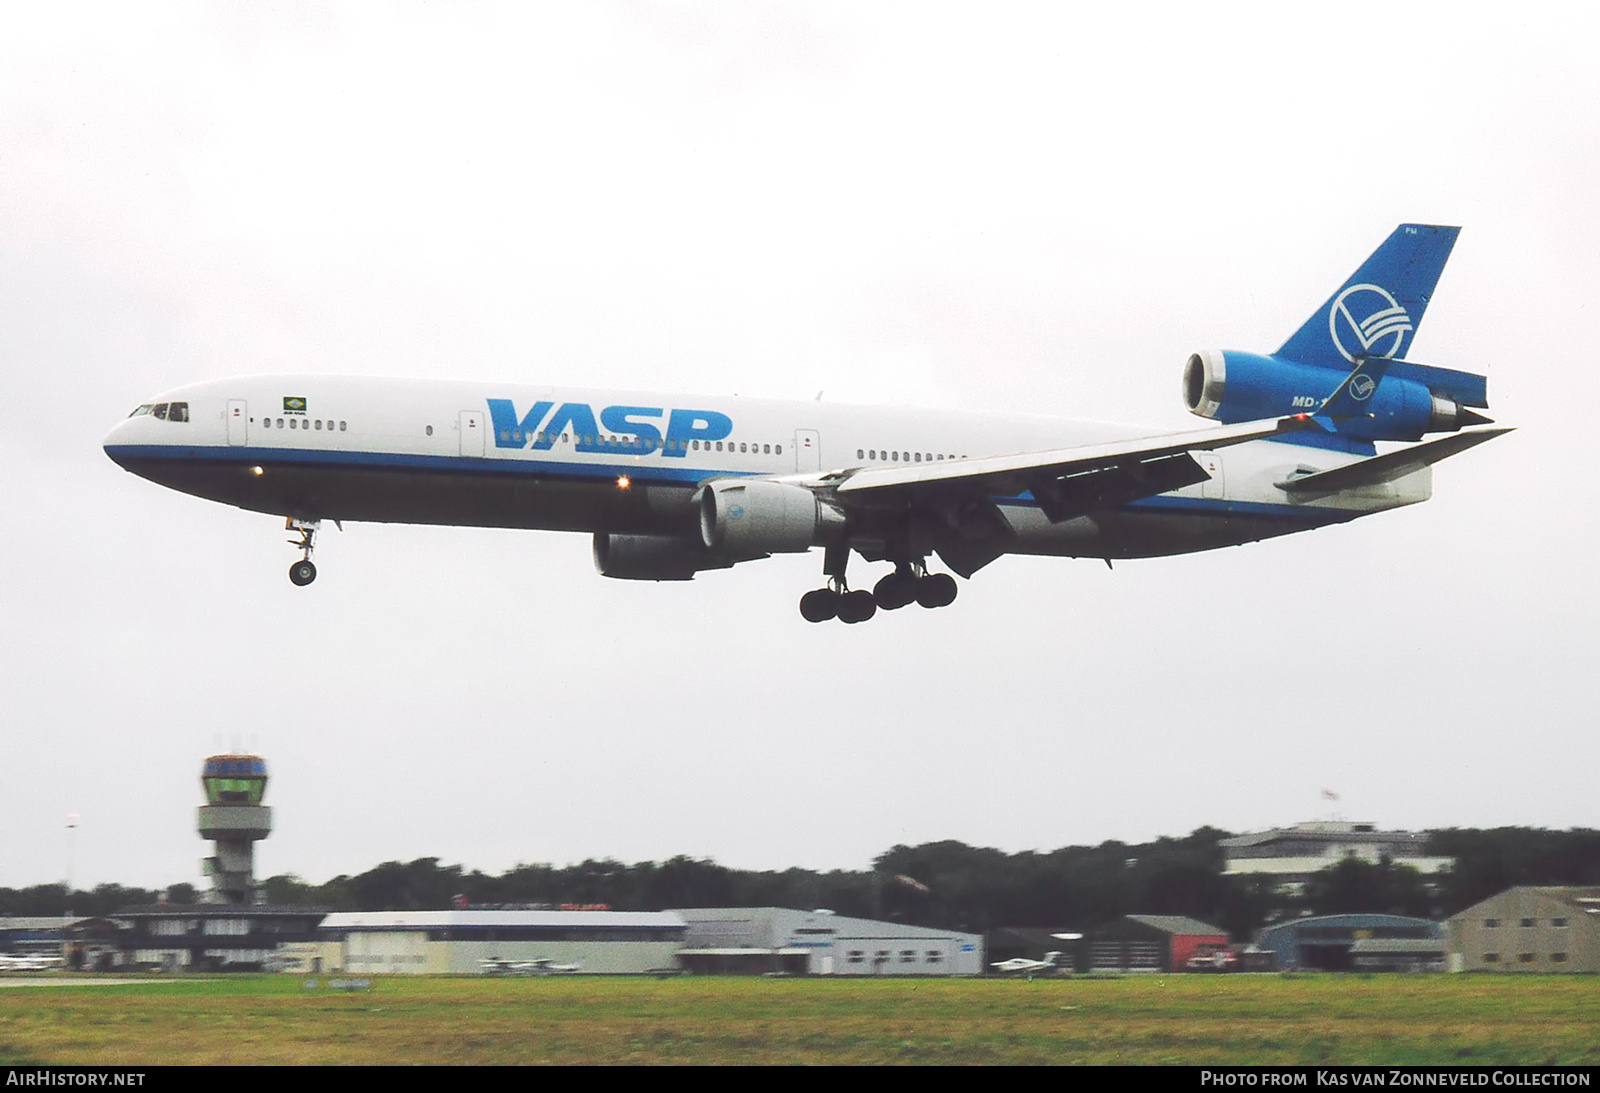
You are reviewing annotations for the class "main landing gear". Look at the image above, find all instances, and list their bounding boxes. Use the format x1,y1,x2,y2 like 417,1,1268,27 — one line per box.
798,552,958,624
286,518,320,586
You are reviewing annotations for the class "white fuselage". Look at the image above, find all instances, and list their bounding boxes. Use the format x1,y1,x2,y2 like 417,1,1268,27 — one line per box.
102,375,1428,564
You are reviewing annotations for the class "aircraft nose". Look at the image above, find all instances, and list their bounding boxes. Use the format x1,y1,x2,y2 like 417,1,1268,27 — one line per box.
103,416,138,469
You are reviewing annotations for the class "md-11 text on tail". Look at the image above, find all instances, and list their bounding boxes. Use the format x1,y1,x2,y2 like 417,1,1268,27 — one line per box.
104,225,1508,623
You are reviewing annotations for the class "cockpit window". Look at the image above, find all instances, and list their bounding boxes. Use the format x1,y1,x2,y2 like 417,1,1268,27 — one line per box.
129,404,154,417
168,402,189,422
152,403,169,420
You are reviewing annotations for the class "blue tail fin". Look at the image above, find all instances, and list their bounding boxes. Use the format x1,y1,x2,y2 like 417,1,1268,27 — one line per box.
1277,224,1459,368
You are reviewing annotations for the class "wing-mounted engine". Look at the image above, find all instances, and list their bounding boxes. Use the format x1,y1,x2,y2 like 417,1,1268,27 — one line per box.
697,479,846,558
592,533,738,582
1183,349,1491,443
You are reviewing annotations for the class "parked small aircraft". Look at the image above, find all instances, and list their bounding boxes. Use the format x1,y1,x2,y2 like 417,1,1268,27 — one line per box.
478,957,582,976
991,951,1063,977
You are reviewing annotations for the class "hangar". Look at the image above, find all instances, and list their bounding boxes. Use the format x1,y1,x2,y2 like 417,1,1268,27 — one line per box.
295,910,687,974
1088,915,1229,972
675,908,983,976
1254,914,1442,971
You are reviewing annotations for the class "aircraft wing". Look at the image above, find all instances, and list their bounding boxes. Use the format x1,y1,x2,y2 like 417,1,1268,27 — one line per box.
832,415,1311,523
1278,427,1512,494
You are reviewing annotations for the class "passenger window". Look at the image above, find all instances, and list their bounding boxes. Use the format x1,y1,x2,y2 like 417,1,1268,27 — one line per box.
277,418,285,428
914,453,921,462
763,443,770,454
314,419,322,430
892,452,898,461
152,403,169,420
290,418,297,429
426,425,434,436
716,442,723,451
775,444,781,454
739,443,747,453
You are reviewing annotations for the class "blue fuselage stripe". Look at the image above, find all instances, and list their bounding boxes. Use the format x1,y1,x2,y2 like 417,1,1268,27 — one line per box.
105,442,1338,524
103,443,755,487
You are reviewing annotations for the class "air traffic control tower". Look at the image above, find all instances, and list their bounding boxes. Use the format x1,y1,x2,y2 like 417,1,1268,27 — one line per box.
197,755,272,904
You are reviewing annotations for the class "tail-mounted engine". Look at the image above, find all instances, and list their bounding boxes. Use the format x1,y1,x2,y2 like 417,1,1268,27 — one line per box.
1183,349,1491,442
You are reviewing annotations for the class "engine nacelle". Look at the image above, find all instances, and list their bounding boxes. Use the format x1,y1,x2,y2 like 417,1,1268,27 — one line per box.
698,479,845,557
592,533,736,581
1184,349,1488,443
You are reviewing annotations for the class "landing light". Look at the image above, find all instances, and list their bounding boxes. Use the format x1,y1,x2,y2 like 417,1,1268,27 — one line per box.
250,466,264,476
615,475,631,490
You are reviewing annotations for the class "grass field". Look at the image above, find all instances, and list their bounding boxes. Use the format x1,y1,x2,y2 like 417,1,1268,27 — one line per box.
0,974,1595,1066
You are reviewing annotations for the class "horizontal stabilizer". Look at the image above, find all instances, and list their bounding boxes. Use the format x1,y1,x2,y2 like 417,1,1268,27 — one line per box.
1382,359,1489,409
1279,428,1512,493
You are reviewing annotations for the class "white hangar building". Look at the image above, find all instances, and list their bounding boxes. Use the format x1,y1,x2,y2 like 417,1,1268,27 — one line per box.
297,910,687,975
674,907,984,976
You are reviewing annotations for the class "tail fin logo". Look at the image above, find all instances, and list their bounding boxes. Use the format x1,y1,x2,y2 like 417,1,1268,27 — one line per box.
1329,284,1413,363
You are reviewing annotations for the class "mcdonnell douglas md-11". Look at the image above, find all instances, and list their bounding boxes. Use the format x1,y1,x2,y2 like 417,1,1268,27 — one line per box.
104,225,1509,623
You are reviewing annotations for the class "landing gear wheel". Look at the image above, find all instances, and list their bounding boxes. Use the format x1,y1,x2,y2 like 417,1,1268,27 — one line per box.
915,572,958,608
799,588,840,623
837,589,878,624
873,570,917,611
285,518,323,586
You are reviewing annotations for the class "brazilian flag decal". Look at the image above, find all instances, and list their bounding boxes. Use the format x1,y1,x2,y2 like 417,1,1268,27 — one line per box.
283,396,308,413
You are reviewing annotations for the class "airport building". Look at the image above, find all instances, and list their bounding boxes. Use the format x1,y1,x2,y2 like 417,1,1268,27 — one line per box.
0,918,80,969
293,910,689,974
93,905,327,971
1221,820,1453,891
674,907,984,976
1088,915,1230,972
1253,914,1443,972
1444,887,1600,973
197,754,272,905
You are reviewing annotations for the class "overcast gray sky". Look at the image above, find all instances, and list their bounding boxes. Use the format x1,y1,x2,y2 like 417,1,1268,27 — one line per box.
3,3,1596,891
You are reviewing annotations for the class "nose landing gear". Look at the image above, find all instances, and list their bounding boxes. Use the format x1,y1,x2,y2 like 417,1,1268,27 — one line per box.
287,518,320,586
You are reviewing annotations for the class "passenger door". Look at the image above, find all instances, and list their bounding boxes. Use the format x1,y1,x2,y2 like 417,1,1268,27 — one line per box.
227,400,248,446
459,410,485,457
794,429,820,473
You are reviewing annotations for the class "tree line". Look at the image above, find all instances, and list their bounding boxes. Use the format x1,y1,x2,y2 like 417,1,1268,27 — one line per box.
3,826,1595,941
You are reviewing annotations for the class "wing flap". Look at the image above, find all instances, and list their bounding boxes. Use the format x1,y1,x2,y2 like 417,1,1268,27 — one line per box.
1279,427,1512,494
1029,452,1210,522
834,415,1308,521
